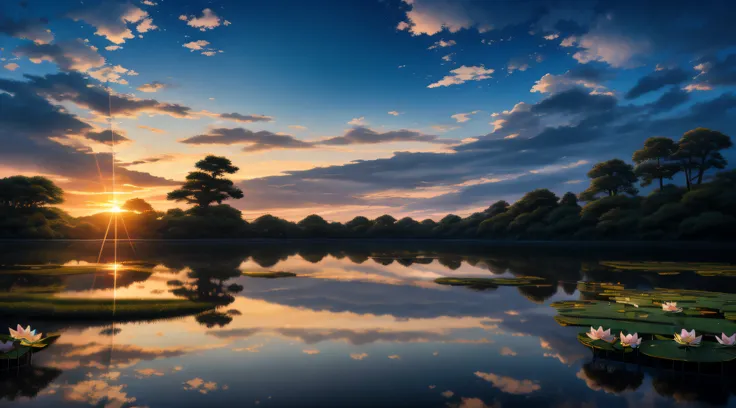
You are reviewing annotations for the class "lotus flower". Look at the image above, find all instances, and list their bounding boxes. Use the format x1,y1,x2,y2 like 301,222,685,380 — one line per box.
715,332,736,346
0,340,15,353
620,332,642,348
9,324,42,343
674,329,702,347
586,326,616,343
662,302,683,313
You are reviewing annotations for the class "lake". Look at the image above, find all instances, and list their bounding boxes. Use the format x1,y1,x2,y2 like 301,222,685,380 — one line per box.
1,240,736,407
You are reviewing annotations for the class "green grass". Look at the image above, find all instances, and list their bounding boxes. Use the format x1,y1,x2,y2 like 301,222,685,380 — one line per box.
242,271,297,278
434,276,547,289
0,264,154,276
0,294,215,321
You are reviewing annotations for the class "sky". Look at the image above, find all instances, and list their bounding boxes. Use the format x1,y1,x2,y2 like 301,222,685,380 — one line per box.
1,0,735,221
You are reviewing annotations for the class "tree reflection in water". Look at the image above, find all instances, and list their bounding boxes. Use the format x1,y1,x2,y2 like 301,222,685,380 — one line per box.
0,366,62,402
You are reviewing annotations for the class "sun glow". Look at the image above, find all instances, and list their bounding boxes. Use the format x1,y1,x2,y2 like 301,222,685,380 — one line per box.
109,205,123,213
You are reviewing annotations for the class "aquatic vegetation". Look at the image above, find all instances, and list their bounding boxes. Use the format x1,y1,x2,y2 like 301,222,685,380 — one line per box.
715,333,736,346
620,332,642,348
661,302,683,313
586,326,616,343
8,324,42,343
600,261,736,276
674,329,702,347
640,340,736,363
242,271,297,278
0,294,215,321
433,276,547,289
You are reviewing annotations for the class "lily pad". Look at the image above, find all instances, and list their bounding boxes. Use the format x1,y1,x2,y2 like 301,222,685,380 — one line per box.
0,346,30,360
577,332,633,353
640,340,736,363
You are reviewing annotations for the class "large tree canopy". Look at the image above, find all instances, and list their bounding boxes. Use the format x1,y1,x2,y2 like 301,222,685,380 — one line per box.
672,128,733,188
0,176,64,209
632,137,679,189
167,156,244,209
580,159,638,200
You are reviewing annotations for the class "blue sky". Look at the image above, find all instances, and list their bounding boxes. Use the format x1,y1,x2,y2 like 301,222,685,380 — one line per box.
1,0,735,220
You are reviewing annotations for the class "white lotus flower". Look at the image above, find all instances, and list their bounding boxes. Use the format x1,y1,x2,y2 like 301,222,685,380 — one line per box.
586,326,616,343
0,340,15,353
8,324,42,343
662,302,683,313
716,333,736,346
674,329,702,347
619,332,642,348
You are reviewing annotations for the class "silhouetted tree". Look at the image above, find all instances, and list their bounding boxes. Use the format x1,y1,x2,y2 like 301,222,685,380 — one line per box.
122,198,154,213
167,155,244,209
580,159,638,200
672,128,732,188
632,137,679,189
0,176,63,208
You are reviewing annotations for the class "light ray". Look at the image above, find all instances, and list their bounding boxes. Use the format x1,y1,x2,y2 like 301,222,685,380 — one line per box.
118,213,137,256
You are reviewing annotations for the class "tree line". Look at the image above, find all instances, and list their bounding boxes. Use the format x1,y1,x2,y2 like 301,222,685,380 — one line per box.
0,127,733,241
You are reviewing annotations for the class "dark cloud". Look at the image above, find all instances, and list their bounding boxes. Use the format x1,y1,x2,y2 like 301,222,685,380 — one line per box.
321,126,454,146
566,64,615,83
180,127,313,152
0,72,194,118
0,17,54,44
83,129,131,145
219,112,273,123
118,154,176,167
691,53,736,88
648,87,690,113
625,68,690,99
532,87,617,114
13,40,105,72
0,75,177,188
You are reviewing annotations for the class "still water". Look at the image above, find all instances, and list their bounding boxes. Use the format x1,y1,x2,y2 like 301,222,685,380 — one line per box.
1,241,736,407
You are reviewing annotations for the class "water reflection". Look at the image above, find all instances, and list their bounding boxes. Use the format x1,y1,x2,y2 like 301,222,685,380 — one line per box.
0,241,734,407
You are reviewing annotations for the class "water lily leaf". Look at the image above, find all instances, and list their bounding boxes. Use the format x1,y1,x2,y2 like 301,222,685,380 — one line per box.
0,346,29,359
640,340,736,363
577,333,633,353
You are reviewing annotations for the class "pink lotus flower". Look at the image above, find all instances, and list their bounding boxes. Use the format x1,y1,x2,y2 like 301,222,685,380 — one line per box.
586,326,616,343
662,302,683,313
674,329,702,347
9,324,42,343
716,333,736,346
620,332,642,348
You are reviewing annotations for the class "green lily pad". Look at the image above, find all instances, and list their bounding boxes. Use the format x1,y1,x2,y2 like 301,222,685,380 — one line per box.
577,332,633,353
640,340,736,363
0,346,30,359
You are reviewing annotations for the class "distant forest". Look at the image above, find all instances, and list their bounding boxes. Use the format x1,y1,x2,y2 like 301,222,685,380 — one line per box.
1,127,734,241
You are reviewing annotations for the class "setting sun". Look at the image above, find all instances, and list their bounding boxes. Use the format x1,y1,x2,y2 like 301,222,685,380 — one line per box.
109,206,123,213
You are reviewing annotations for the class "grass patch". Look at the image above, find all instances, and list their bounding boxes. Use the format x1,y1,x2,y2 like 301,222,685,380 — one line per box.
0,264,154,276
434,276,546,289
243,271,297,278
0,294,214,321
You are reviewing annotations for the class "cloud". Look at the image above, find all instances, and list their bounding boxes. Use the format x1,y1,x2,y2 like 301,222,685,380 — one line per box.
350,353,368,360
442,53,454,62
183,40,209,51
219,112,273,123
68,1,151,44
544,33,559,40
181,8,224,31
625,67,690,99
289,125,307,130
474,372,540,394
180,127,312,153
388,111,401,116
451,111,480,123
687,53,736,90
142,0,157,5
428,65,494,88
500,347,517,356
88,64,138,85
105,45,122,51
388,354,401,359
302,349,320,355
7,72,194,118
648,87,690,113
428,39,456,49
0,17,54,44
183,377,224,394
64,380,136,407
14,40,105,72
137,81,167,92
531,65,613,94
320,126,454,146
118,154,176,167
83,129,131,145
348,116,367,126
396,0,530,36
4,63,19,71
